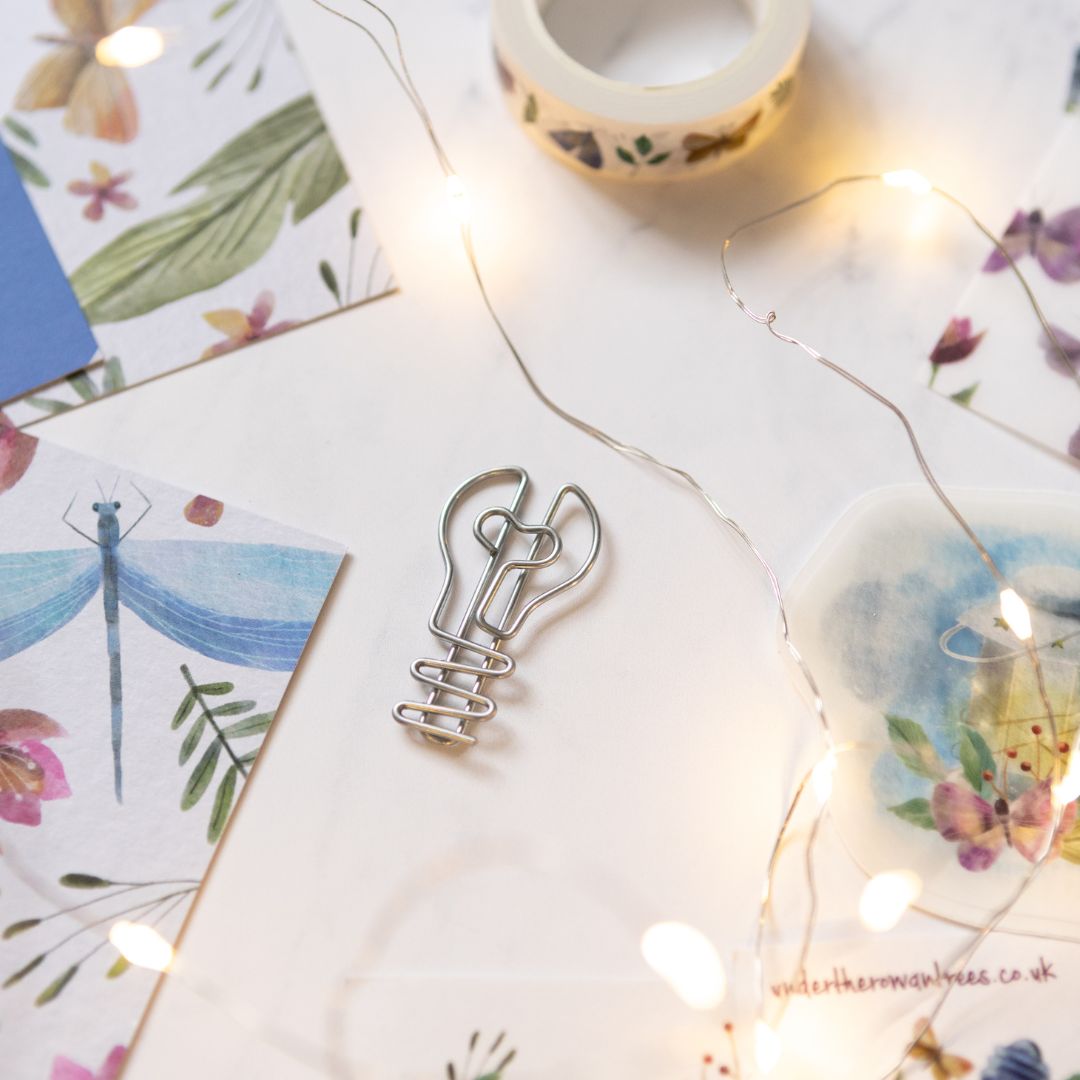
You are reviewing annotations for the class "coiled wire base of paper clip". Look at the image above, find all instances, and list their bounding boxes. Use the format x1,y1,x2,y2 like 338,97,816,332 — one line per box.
393,637,515,747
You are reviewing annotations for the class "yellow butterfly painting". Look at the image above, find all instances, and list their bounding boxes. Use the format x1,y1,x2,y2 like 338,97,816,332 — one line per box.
907,1020,974,1080
14,1,159,143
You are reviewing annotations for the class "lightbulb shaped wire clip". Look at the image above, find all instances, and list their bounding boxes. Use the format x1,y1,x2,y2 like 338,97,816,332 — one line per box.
393,467,601,747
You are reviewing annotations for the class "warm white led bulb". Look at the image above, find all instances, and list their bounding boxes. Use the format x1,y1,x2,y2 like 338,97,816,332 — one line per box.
754,1020,783,1073
882,169,932,196
108,920,175,972
999,588,1033,641
95,26,165,68
445,173,471,223
640,921,726,1010
811,751,836,804
1054,752,1080,805
858,870,921,932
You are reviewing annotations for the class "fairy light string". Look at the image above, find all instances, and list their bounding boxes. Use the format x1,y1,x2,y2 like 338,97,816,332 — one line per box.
311,0,1072,955
720,176,1072,1074
2,4,1073,1077
193,0,1080,1074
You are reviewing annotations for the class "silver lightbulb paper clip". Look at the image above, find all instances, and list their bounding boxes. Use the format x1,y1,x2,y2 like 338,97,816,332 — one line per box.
394,467,601,748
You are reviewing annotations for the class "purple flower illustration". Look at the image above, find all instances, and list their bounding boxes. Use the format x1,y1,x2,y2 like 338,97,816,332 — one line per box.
1039,324,1080,377
1035,326,1080,461
67,163,137,222
929,317,985,388
931,317,986,367
1068,428,1080,462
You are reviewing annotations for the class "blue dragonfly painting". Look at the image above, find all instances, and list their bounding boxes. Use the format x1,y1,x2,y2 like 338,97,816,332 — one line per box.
0,483,341,802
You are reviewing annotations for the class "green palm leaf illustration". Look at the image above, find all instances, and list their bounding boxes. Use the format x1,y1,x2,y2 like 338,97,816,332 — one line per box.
69,95,348,324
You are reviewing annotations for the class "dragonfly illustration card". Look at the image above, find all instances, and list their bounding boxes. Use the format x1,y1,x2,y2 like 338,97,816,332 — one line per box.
0,144,98,402
923,120,1080,465
0,424,344,1078
0,0,395,419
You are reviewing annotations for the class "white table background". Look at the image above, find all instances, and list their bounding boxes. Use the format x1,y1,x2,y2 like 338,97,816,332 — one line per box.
26,0,1080,1075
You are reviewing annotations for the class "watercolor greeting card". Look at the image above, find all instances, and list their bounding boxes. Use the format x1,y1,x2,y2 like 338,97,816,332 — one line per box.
924,122,1080,466
788,487,1080,941
0,0,395,421
0,423,343,1078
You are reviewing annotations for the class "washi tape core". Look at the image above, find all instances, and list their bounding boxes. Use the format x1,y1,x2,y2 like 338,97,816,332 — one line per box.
493,0,811,179
539,0,756,88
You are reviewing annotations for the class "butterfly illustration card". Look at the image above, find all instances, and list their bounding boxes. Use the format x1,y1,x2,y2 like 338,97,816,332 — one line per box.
923,121,1080,464
0,0,396,420
0,424,344,1079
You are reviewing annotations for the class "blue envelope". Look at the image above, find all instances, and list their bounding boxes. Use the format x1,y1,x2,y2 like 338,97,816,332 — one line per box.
0,144,98,405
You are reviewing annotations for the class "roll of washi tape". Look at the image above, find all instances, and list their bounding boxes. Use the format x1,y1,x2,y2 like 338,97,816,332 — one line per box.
492,0,811,180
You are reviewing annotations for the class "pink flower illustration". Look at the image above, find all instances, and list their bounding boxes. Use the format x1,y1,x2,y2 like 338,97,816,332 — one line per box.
67,163,137,222
0,710,71,827
50,1046,126,1080
930,317,986,368
0,415,36,494
199,291,298,359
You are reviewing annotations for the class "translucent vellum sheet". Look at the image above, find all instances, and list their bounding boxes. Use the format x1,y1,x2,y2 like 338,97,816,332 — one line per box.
788,486,1080,940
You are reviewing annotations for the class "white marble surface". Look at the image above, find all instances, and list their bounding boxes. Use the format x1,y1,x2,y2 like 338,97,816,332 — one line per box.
25,0,1080,1075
